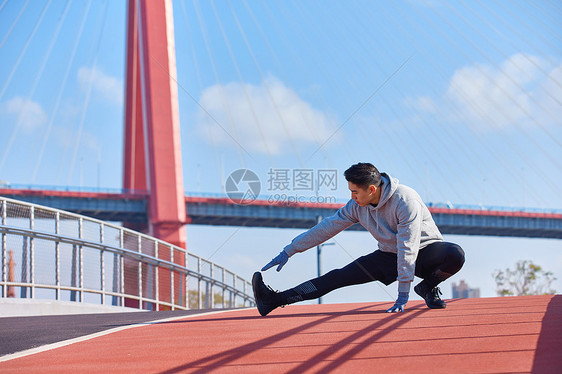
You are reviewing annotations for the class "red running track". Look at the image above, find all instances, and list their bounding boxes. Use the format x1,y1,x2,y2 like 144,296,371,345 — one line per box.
1,295,560,373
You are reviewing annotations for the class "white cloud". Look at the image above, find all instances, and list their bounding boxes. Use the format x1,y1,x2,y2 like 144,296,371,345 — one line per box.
0,96,47,132
408,54,562,132
77,66,123,105
197,77,338,154
405,95,437,113
444,53,560,130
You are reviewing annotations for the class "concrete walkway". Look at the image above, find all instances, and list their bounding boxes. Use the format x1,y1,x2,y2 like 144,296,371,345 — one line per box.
0,298,143,318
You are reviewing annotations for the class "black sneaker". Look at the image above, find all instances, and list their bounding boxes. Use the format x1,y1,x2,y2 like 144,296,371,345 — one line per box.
414,281,446,309
252,272,280,316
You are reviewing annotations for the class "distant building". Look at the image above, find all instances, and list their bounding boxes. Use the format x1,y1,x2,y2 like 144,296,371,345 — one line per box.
452,280,480,299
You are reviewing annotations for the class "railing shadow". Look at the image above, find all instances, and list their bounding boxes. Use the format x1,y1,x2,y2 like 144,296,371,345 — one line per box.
158,304,430,374
287,306,428,373
158,304,380,373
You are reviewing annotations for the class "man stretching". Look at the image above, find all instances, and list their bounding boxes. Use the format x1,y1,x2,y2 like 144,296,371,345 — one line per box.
252,163,465,316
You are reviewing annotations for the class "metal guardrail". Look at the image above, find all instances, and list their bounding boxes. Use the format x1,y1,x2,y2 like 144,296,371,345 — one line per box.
0,197,254,311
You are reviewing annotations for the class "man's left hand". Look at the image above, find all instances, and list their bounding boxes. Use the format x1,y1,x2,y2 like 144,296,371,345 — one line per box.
261,251,289,272
386,292,409,313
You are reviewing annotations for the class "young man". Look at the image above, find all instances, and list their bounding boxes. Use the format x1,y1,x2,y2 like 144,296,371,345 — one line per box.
253,163,465,316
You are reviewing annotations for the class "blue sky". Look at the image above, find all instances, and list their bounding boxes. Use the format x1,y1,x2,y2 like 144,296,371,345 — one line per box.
1,0,561,304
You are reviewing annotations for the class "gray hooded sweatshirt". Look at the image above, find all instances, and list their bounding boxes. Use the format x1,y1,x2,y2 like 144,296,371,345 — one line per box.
283,173,443,293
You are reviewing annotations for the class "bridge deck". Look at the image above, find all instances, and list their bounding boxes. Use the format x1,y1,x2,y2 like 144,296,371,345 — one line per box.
1,295,560,373
3,190,562,238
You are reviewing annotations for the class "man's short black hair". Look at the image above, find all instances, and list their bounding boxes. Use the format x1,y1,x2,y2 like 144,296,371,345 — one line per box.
344,163,382,189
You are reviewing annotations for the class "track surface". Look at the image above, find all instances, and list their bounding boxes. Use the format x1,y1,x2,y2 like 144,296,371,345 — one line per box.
1,295,560,373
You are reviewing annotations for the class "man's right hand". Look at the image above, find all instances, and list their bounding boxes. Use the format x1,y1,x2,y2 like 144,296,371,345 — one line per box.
261,251,289,272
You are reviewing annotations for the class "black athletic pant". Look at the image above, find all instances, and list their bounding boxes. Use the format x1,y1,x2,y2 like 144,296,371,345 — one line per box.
280,241,465,305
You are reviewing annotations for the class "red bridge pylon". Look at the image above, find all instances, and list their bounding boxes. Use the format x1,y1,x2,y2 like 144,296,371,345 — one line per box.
123,0,187,309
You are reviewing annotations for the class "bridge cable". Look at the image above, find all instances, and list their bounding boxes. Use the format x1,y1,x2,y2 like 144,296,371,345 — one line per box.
271,1,361,164
369,2,548,206
227,0,306,168
0,0,9,13
190,0,248,173
65,1,109,185
425,2,562,193
241,0,337,168
446,1,562,139
31,1,92,183
192,0,248,169
0,0,30,50
0,0,49,103
316,1,477,204
290,2,453,200
209,0,275,167
293,1,554,206
398,2,561,202
0,0,52,174
348,1,497,201
179,0,227,190
426,3,562,161
388,2,553,206
524,0,562,46
259,0,355,165
471,0,562,92
0,0,71,178
413,1,559,202
291,1,460,202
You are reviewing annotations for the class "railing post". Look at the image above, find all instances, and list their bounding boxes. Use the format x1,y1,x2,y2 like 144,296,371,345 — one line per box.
30,206,34,299
170,244,174,309
243,277,248,307
120,228,125,307
55,211,60,301
70,244,77,301
79,217,83,302
154,240,159,311
138,235,142,309
239,277,243,307
210,263,214,309
1,199,6,298
100,223,105,305
221,268,225,309
184,249,188,309
230,274,238,308
198,257,202,309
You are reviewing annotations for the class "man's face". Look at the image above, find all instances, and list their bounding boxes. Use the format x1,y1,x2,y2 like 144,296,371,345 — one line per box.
348,181,376,207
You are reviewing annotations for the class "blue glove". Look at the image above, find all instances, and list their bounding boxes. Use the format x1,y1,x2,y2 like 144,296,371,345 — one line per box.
386,292,409,313
261,251,289,272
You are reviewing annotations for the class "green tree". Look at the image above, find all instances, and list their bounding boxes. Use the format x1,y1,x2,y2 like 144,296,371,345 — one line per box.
188,290,224,308
493,260,556,296
188,290,245,308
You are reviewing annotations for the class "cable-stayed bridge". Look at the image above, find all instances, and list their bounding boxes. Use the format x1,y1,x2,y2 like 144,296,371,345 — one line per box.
1,3,561,370
1,0,561,294
0,0,561,244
